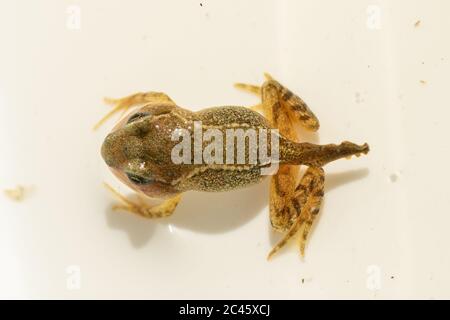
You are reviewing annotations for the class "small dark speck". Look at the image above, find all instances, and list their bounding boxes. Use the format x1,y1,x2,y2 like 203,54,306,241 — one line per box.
367,65,370,68
354,92,366,104
301,278,305,284
389,173,398,183
421,61,425,65
200,3,203,6
390,276,395,279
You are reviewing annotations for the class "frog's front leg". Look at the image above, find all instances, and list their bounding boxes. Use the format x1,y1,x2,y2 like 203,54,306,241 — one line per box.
93,92,175,130
104,183,181,218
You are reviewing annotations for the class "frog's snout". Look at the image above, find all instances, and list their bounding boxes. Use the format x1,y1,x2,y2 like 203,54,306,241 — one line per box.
101,131,131,168
101,132,117,167
101,129,147,169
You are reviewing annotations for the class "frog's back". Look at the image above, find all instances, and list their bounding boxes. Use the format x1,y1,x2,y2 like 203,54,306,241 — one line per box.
170,106,272,193
195,106,271,129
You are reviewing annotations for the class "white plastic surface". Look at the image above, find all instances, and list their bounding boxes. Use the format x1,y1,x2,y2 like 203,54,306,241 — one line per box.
1,0,449,299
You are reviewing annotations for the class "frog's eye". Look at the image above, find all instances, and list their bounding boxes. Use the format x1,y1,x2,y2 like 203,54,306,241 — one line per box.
127,112,151,124
126,172,154,185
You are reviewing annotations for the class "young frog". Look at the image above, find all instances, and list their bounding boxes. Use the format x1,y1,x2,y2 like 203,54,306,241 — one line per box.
95,73,369,259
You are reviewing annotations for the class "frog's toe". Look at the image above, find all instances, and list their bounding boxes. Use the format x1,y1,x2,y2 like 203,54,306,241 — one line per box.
234,82,260,95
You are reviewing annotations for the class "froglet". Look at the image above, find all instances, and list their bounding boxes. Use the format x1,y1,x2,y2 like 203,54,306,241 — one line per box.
96,73,369,258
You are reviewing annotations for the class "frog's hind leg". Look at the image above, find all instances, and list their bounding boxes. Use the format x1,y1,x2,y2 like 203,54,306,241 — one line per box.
250,74,324,258
267,167,324,259
234,83,261,95
104,183,181,218
235,73,320,131
262,80,303,240
93,92,175,130
264,75,320,131
256,74,304,258
234,73,274,96
234,74,273,112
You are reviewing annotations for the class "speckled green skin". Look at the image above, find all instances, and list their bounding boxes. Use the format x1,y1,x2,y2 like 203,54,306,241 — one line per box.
101,103,369,198
102,104,272,197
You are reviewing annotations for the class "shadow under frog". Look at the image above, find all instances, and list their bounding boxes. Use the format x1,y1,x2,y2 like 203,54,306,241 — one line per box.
105,179,268,248
106,168,369,249
267,167,370,254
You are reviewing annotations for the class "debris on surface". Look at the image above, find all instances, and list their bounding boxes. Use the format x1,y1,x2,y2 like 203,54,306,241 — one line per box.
300,277,312,285
4,185,26,202
420,80,427,85
414,20,421,28
389,173,398,183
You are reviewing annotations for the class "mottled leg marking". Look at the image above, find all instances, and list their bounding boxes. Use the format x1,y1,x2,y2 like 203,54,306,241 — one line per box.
93,92,175,130
297,167,324,256
266,78,319,132
267,167,325,259
258,75,303,242
103,183,181,218
235,73,319,131
269,165,299,232
235,73,325,259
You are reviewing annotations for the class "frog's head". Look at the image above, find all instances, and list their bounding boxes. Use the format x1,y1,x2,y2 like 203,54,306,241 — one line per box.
101,104,186,198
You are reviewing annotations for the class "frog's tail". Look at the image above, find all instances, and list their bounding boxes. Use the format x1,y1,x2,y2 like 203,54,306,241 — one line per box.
280,140,369,167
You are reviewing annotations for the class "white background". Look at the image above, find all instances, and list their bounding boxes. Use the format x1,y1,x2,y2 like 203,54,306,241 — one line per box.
0,0,449,299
